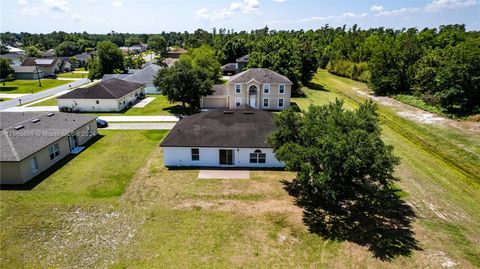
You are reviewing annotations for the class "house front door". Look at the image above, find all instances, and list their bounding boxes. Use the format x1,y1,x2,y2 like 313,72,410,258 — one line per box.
219,149,234,165
249,97,256,108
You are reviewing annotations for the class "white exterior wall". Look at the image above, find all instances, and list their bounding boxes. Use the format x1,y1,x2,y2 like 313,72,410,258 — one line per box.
163,147,284,168
58,87,144,112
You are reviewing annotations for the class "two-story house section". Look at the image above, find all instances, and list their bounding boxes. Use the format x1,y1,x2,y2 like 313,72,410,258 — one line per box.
201,68,293,110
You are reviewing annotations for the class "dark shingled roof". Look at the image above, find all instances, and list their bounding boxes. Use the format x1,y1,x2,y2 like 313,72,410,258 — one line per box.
57,78,145,99
236,54,250,63
21,57,61,67
0,112,96,162
160,109,275,148
221,63,237,71
229,68,292,84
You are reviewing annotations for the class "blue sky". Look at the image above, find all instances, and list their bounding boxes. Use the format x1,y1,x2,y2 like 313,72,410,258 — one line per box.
1,0,479,33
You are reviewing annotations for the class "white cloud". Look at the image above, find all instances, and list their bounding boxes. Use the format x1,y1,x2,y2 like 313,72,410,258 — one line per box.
370,5,384,12
373,7,419,17
195,0,261,22
73,14,85,23
44,0,70,12
112,0,123,7
425,0,477,11
18,0,28,5
297,12,367,23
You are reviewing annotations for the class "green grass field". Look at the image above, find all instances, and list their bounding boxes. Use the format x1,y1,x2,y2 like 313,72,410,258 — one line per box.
90,95,184,116
0,79,70,94
1,71,479,268
29,97,58,106
57,72,88,79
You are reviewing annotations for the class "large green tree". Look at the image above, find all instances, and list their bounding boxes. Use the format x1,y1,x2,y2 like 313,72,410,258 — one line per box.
153,58,213,110
0,58,14,80
55,41,81,56
88,41,124,79
181,45,222,84
147,35,167,55
269,100,400,209
25,45,42,57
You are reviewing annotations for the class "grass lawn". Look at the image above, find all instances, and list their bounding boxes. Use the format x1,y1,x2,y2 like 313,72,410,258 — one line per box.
90,95,185,116
0,79,70,94
57,72,88,79
29,97,58,107
1,71,479,268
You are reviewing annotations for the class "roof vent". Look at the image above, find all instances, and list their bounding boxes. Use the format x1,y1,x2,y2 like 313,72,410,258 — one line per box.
14,125,24,130
223,110,234,114
46,112,55,117
31,118,40,123
243,111,254,114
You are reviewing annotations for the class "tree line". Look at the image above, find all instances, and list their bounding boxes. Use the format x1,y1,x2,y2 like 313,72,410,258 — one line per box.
1,24,478,114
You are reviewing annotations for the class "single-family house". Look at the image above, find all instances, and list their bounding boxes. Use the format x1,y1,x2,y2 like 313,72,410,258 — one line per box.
0,53,26,66
57,78,146,112
220,54,250,76
101,64,161,94
0,112,97,184
167,47,187,58
6,46,25,55
161,109,284,168
201,68,292,110
21,57,62,75
73,52,92,68
13,66,44,80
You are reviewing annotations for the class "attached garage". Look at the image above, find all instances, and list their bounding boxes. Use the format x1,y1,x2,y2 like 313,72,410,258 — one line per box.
202,97,228,109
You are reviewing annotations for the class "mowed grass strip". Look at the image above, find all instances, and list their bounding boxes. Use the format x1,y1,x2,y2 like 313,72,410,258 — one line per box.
293,70,480,267
57,72,88,79
0,79,71,94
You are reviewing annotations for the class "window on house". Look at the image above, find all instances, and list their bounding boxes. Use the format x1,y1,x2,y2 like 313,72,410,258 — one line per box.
96,100,99,104
191,148,199,161
250,150,267,163
31,156,39,174
263,98,269,107
278,98,284,108
235,98,241,107
235,84,241,94
48,144,60,160
264,84,270,94
279,84,285,94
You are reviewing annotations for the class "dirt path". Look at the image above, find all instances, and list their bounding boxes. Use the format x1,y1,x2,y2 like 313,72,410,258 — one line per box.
354,87,480,137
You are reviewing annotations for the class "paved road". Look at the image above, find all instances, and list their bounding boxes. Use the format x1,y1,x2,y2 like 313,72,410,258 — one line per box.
104,123,176,130
0,78,90,110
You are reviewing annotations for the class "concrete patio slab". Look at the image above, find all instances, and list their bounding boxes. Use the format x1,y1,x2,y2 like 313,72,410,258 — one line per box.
198,170,250,179
133,97,155,108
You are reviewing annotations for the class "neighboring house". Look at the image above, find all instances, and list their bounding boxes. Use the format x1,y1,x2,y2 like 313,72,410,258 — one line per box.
73,52,92,68
57,78,146,112
0,53,26,66
6,46,25,54
21,57,62,75
161,109,284,168
220,54,250,76
13,66,44,80
101,64,161,94
0,112,97,184
41,49,55,58
166,47,187,58
59,57,73,72
201,68,292,110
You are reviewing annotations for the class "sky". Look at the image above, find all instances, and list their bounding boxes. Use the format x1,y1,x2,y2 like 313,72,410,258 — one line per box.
1,0,479,33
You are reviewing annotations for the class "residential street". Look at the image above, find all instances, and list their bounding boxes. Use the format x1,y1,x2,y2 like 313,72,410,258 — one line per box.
0,78,90,110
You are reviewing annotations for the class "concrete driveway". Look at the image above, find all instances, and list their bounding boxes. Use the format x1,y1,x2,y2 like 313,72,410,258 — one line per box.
198,170,250,179
104,122,175,130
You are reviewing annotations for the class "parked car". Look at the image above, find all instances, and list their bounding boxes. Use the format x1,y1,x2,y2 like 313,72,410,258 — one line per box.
96,118,108,128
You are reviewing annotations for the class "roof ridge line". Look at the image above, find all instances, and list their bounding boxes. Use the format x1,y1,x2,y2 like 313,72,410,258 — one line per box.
3,130,20,161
